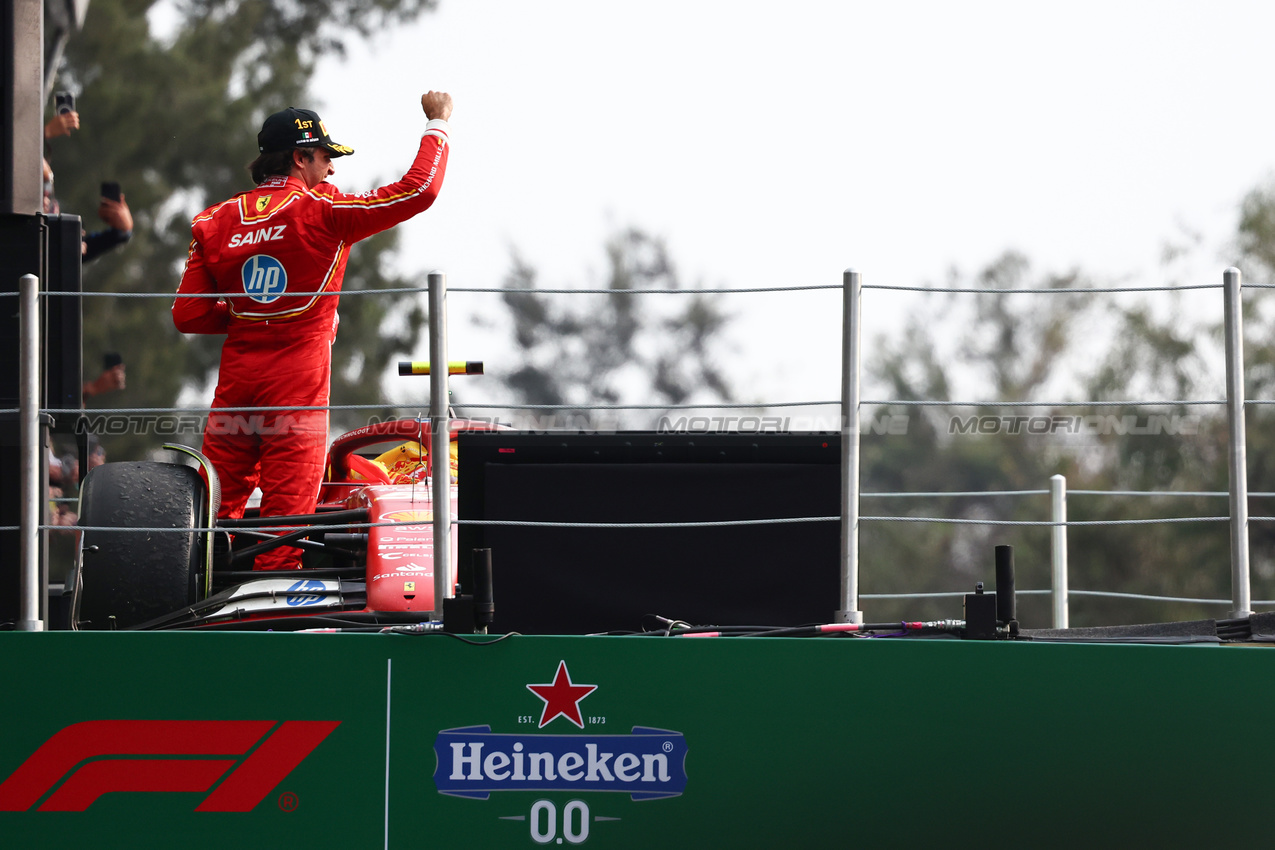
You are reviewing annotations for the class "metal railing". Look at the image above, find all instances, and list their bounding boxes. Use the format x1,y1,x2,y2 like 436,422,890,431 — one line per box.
7,265,1267,631
842,266,1254,626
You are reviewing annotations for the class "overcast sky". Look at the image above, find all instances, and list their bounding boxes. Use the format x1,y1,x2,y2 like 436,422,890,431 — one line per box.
310,0,1275,417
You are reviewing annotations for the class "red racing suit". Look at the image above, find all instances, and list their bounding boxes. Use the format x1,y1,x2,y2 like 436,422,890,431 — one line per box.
172,120,450,569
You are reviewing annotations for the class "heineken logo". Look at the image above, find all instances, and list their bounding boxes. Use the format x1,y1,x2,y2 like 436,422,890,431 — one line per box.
433,726,688,801
431,660,690,806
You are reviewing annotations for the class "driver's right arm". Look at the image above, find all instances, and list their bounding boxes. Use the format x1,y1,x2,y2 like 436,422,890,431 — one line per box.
173,237,230,333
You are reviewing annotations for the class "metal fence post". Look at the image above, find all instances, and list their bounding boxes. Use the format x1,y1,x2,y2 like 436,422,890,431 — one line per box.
1223,266,1252,619
836,269,863,624
18,273,43,631
1050,473,1068,629
429,270,452,618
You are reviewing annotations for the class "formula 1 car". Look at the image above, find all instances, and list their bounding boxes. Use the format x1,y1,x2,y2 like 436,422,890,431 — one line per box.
67,414,504,631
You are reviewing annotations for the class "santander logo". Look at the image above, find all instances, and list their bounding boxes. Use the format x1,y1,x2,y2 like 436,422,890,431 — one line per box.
0,720,339,812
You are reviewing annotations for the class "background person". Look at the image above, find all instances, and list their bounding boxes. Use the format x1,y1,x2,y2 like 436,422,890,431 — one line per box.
43,94,134,262
82,191,133,262
82,352,126,401
44,107,79,142
172,91,454,570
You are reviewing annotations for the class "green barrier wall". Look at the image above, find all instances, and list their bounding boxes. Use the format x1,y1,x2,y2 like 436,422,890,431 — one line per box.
0,633,1270,849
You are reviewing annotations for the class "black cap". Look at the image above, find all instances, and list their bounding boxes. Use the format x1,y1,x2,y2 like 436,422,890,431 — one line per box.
257,107,354,157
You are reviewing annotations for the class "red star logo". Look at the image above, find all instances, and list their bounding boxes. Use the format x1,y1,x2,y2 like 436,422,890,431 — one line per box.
526,661,597,729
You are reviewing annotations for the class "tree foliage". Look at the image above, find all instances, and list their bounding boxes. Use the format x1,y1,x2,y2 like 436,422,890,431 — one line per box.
478,228,735,429
46,0,437,460
858,251,1245,627
45,2,1275,630
480,233,1268,628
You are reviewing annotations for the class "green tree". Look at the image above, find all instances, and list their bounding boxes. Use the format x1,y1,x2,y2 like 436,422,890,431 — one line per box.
1233,180,1275,599
859,251,1243,627
474,227,735,430
860,253,1091,623
46,0,437,460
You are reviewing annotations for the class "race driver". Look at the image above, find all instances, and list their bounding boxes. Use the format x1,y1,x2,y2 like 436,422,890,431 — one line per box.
172,91,453,570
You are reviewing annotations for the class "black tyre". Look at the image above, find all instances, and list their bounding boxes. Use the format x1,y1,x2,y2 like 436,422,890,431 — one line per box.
73,461,209,630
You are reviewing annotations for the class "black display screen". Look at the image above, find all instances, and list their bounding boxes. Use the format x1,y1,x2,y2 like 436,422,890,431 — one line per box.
455,431,843,635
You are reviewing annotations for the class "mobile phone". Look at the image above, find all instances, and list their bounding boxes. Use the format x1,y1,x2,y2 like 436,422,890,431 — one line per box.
55,91,74,115
103,352,122,369
101,181,121,202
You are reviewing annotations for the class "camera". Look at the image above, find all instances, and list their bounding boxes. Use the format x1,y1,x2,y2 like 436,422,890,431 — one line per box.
55,91,75,115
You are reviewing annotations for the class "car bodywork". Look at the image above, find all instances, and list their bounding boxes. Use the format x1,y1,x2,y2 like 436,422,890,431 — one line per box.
68,418,503,631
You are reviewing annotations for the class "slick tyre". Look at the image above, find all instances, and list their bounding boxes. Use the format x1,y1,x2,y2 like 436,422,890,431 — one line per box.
73,461,209,630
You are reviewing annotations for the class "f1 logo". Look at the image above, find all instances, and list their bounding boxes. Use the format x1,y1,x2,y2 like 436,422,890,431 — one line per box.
0,720,339,812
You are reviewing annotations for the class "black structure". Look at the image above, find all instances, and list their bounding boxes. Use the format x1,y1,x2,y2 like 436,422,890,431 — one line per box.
456,431,842,635
0,214,82,628
2,0,44,216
